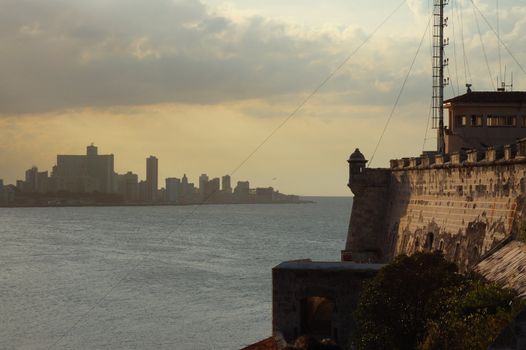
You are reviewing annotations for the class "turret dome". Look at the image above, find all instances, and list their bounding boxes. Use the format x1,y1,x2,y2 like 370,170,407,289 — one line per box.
349,148,366,162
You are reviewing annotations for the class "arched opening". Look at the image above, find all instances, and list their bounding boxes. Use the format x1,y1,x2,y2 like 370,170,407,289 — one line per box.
426,232,434,250
300,296,335,339
439,240,444,252
414,238,420,252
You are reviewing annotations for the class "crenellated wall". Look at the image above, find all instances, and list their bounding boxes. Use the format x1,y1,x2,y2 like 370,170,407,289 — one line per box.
344,139,526,271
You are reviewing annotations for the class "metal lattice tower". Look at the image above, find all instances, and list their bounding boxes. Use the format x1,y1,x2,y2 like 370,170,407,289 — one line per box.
432,0,449,153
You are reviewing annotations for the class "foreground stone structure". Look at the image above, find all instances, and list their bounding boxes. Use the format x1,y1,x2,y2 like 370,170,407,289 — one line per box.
272,260,382,350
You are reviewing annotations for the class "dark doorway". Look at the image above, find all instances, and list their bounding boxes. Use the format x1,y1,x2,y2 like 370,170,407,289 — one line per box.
300,296,334,339
426,232,434,250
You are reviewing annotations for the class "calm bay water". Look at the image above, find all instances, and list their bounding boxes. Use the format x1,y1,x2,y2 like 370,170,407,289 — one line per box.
0,197,352,350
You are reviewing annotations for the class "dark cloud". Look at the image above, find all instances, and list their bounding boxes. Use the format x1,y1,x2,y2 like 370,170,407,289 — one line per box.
1,0,522,115
0,0,339,114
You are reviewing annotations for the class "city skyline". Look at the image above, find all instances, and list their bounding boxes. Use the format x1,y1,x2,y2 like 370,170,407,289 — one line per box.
0,144,301,207
1,0,524,196
0,144,294,194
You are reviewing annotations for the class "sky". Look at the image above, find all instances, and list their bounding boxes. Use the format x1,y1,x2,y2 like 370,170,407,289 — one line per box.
1,0,525,196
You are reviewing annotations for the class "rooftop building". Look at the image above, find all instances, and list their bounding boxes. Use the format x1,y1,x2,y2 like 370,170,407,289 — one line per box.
444,91,526,153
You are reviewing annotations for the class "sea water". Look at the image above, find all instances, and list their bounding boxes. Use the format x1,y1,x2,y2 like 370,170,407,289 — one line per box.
0,197,351,350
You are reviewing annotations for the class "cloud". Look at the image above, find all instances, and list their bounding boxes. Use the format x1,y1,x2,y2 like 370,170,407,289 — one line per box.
0,0,523,115
0,0,439,115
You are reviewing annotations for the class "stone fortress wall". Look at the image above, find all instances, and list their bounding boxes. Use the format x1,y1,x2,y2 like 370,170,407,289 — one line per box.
343,139,526,273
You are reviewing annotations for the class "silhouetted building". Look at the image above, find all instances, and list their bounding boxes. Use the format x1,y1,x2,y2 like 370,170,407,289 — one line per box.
222,175,232,194
199,174,209,200
16,180,24,192
36,171,49,193
116,172,139,201
234,181,250,202
146,156,158,202
0,180,14,205
256,187,274,203
166,178,181,203
53,144,115,193
138,180,148,202
204,178,220,201
25,167,38,192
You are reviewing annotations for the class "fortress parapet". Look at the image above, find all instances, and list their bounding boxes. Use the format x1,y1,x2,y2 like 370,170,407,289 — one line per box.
386,138,526,170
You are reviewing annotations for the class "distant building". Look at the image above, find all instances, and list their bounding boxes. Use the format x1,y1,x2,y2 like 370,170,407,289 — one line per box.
138,180,148,202
199,174,209,199
0,179,15,206
36,171,49,193
204,178,220,201
221,175,232,194
234,181,250,202
25,167,38,192
256,187,274,203
53,144,115,193
115,172,139,201
0,180,14,205
157,188,166,202
166,178,181,203
181,174,189,200
24,167,49,193
146,156,158,202
16,180,24,192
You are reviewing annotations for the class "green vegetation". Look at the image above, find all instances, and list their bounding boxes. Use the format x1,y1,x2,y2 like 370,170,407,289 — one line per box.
353,251,523,350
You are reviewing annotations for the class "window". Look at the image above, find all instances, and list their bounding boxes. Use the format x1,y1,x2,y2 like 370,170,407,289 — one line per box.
470,115,483,126
456,115,468,127
487,115,517,127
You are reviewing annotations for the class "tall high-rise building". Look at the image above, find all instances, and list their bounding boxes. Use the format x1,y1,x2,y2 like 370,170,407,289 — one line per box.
199,174,209,199
221,175,232,193
25,166,38,192
146,156,158,202
53,145,114,193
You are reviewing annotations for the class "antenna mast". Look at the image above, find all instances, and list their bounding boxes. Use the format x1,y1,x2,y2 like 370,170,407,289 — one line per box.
432,0,448,153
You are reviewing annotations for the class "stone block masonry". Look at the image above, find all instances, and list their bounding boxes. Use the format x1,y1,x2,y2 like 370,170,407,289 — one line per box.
344,140,526,272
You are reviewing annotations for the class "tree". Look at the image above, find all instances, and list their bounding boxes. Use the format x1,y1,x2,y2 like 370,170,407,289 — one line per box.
353,251,461,350
419,279,522,350
352,251,524,350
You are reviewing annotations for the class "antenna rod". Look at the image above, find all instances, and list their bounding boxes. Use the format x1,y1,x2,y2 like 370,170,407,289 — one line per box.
432,0,447,153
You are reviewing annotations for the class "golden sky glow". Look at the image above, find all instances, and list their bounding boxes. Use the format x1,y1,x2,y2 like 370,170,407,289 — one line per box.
1,0,525,195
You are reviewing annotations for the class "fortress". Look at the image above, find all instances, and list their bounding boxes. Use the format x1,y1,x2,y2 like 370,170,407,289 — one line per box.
267,90,526,350
343,90,526,280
